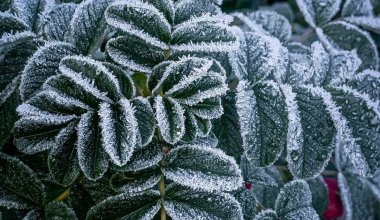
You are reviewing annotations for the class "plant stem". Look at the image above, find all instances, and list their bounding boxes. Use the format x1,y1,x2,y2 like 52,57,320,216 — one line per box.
296,28,315,43
159,175,166,220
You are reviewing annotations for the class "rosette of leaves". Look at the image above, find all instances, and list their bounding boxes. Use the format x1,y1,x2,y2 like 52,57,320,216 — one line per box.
230,23,380,180
295,0,379,71
103,0,239,74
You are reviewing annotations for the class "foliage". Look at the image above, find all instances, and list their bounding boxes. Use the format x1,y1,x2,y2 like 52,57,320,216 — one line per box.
1,0,380,219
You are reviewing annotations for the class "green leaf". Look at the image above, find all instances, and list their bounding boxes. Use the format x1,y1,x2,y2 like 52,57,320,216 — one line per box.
0,77,21,148
342,0,374,17
20,41,77,101
42,3,77,41
0,33,40,93
45,201,78,220
237,80,288,167
190,97,223,120
11,0,48,32
307,176,328,217
86,190,161,220
77,111,109,180
154,96,185,144
251,167,284,209
344,17,380,34
69,0,114,54
106,35,165,74
162,144,242,191
111,171,161,194
347,69,380,101
120,141,162,172
164,184,243,220
321,21,379,71
48,122,80,186
231,31,287,84
105,0,171,46
295,0,342,27
274,180,319,219
181,110,198,142
253,210,278,220
23,210,43,220
59,55,120,102
283,85,336,179
0,12,29,36
212,92,244,157
327,85,380,176
0,153,44,209
234,187,257,219
103,62,135,99
173,0,221,24
99,99,138,166
14,113,77,154
240,156,282,187
242,10,292,42
338,172,376,220
131,97,156,147
171,20,238,53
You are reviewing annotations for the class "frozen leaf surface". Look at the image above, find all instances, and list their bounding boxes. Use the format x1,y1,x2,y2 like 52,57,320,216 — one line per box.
295,0,342,27
42,3,77,41
0,153,44,209
162,144,242,192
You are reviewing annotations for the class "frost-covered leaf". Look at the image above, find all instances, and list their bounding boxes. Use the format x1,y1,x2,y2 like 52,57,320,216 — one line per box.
0,77,21,148
0,153,44,209
0,33,40,93
234,187,257,219
77,111,109,180
237,80,287,167
48,122,80,186
260,2,295,22
338,172,376,220
347,70,380,102
189,97,223,120
242,11,292,42
253,210,277,220
343,17,380,35
23,210,43,220
131,97,155,147
232,31,287,84
105,0,171,48
295,0,342,27
240,156,281,187
99,99,137,166
45,201,77,220
162,144,242,192
327,85,380,176
181,110,198,142
212,92,244,157
251,167,284,209
152,57,228,107
182,132,219,148
274,180,319,219
11,0,49,32
42,3,77,41
103,62,135,99
307,176,328,216
56,55,120,103
19,89,90,117
283,85,336,179
111,171,161,194
14,113,77,154
155,96,185,144
171,20,238,53
367,170,380,200
194,116,212,137
20,41,77,101
121,141,162,172
0,12,29,35
342,0,374,17
69,0,114,54
164,184,243,220
321,21,379,71
86,190,161,220
173,0,222,24
106,35,165,74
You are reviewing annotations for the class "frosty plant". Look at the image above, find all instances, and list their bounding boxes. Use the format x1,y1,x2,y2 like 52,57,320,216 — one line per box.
1,0,380,219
